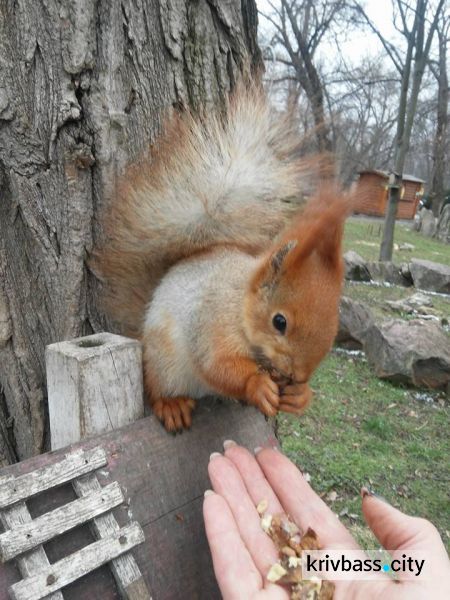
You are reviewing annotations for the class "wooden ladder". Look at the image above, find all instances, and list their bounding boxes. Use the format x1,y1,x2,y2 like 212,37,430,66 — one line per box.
0,447,151,600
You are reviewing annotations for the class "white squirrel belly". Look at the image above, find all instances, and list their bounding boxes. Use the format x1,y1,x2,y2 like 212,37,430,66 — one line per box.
143,259,216,399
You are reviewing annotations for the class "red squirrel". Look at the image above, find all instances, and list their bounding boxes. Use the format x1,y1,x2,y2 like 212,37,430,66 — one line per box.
97,86,348,432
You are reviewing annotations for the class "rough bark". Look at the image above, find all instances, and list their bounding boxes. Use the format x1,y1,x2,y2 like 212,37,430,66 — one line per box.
430,19,449,217
0,0,262,463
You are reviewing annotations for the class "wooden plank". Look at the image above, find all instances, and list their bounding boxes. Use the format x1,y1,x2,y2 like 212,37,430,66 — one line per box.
0,400,276,599
0,482,123,562
73,474,151,600
0,476,63,600
9,523,145,600
0,447,106,509
46,333,144,450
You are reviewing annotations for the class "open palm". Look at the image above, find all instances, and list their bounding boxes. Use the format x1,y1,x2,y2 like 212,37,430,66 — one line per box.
204,443,450,599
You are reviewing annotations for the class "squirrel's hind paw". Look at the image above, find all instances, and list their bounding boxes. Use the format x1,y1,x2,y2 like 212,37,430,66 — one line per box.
153,397,196,432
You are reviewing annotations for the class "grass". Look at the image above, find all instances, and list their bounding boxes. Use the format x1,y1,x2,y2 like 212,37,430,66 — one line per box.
278,353,450,550
277,217,450,550
344,217,450,264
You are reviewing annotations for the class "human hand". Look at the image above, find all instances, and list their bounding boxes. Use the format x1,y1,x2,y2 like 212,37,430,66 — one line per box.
203,442,450,599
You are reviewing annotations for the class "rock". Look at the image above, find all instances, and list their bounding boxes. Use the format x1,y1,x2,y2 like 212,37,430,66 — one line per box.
366,261,412,287
436,205,450,244
385,293,433,315
336,297,374,349
420,209,437,237
344,251,371,281
409,259,450,294
406,292,433,307
364,319,450,389
398,242,415,251
385,300,414,314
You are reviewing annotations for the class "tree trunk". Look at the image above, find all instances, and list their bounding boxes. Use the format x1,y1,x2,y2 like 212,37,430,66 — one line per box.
430,25,449,217
378,0,445,261
0,0,262,465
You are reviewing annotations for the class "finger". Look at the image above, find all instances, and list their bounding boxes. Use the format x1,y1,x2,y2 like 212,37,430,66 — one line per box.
208,454,280,576
256,448,359,550
361,490,448,578
203,491,263,598
223,442,284,515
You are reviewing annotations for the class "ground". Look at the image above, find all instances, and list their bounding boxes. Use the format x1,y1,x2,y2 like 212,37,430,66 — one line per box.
277,217,450,550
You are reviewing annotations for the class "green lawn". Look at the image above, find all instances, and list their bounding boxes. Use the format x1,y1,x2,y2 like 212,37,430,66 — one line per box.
278,353,449,550
277,217,450,551
344,217,450,264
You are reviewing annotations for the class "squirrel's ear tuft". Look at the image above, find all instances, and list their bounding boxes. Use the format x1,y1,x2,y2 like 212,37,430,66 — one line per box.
284,189,350,270
251,240,298,292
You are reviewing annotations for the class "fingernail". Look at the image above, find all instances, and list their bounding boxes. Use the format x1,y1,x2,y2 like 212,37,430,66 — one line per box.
209,452,221,461
254,446,263,454
361,486,389,503
204,489,215,497
361,486,375,498
223,440,237,450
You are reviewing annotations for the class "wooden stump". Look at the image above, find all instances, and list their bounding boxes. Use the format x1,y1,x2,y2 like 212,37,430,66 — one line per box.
46,333,144,450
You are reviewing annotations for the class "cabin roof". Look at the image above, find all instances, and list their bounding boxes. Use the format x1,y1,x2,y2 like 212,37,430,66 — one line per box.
358,169,425,184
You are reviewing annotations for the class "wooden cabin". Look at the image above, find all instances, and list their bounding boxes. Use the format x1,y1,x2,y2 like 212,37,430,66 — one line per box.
354,170,425,220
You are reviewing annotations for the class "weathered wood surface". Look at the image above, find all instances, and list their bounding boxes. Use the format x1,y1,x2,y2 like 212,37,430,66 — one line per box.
0,481,123,561
9,523,144,600
0,447,106,508
46,333,144,450
73,474,149,600
0,400,276,600
0,478,63,600
0,0,262,465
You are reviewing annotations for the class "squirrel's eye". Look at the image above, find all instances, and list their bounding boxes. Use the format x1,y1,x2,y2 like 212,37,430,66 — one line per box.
272,313,287,334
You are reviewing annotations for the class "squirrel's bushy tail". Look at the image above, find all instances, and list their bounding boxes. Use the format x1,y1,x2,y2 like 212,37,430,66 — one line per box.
96,86,316,336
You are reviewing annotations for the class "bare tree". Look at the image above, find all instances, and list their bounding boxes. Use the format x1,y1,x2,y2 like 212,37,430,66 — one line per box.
260,0,354,152
0,0,262,465
429,13,449,216
355,0,446,261
326,57,399,184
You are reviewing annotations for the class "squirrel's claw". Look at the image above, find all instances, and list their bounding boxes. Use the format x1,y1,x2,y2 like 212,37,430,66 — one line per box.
245,373,279,417
279,383,312,415
153,397,196,433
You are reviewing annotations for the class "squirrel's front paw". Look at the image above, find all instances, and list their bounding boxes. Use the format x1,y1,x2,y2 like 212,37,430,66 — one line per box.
245,372,279,417
279,382,312,415
152,396,196,432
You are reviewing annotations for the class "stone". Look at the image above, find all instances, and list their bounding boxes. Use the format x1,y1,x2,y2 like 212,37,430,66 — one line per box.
420,209,437,237
364,319,450,389
409,259,450,294
398,242,415,251
405,292,433,307
436,205,450,244
344,251,371,281
366,261,411,287
385,293,433,315
336,297,374,349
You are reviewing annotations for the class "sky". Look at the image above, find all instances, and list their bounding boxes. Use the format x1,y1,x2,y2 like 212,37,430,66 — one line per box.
256,0,409,66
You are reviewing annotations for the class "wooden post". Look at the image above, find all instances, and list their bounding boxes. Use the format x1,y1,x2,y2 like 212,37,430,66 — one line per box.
46,333,144,450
